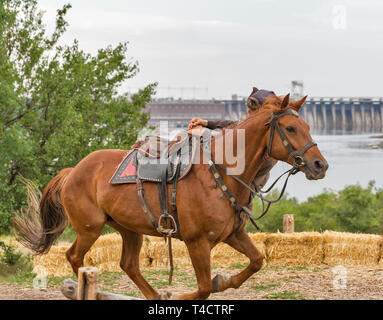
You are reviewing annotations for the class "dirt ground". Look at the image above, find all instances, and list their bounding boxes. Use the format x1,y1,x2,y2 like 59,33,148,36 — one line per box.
1,264,383,300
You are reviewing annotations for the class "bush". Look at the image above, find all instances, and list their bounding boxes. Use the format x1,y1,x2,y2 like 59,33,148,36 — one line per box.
247,181,383,234
0,241,33,277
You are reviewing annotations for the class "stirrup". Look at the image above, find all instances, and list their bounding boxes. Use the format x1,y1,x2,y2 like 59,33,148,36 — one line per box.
157,214,177,236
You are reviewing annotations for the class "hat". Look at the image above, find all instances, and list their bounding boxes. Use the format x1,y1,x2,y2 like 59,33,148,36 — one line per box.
246,87,276,110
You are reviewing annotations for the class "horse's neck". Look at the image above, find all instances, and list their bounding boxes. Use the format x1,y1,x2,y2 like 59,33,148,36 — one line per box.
210,113,270,195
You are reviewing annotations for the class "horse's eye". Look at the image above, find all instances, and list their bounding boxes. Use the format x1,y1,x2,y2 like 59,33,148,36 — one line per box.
286,126,295,133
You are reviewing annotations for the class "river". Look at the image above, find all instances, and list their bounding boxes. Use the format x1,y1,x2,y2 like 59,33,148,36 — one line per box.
268,133,383,202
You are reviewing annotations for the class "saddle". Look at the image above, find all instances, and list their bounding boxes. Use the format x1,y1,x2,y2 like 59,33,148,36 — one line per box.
110,131,195,184
132,134,188,158
136,132,193,183
109,129,203,284
110,131,198,231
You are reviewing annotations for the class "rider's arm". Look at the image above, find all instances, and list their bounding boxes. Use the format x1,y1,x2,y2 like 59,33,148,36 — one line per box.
206,120,237,130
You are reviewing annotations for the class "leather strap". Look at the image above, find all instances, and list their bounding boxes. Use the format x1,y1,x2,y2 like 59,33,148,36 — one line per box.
265,109,317,167
136,178,158,230
171,161,182,240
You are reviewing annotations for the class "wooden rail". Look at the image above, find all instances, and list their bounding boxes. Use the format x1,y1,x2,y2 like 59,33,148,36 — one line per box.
61,267,143,300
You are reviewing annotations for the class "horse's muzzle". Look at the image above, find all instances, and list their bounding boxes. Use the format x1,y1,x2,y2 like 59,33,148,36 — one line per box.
303,158,329,180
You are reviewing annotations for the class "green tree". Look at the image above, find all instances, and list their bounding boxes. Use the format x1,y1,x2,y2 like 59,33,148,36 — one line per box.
0,0,155,233
246,182,383,234
247,190,299,233
334,183,381,233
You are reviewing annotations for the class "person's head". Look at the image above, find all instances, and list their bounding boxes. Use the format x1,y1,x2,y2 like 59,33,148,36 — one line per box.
246,87,276,115
246,87,308,116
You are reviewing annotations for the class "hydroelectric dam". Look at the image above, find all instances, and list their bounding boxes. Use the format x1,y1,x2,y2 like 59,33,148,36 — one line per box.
147,96,383,133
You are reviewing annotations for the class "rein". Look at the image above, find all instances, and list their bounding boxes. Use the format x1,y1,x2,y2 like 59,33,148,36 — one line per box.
205,108,317,232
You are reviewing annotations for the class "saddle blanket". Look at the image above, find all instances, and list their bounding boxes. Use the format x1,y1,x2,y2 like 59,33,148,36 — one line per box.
109,134,198,184
110,149,139,184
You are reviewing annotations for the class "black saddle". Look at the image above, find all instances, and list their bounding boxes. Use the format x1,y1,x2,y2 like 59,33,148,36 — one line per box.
136,132,194,183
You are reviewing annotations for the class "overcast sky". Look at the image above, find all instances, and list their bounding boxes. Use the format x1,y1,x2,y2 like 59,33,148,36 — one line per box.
38,0,383,99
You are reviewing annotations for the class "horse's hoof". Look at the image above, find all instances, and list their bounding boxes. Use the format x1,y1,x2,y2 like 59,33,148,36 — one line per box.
158,291,172,300
212,274,229,293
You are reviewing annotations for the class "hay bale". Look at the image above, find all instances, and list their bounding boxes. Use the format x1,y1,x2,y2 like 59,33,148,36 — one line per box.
211,243,248,267
34,231,383,276
323,231,383,266
33,233,151,277
265,232,323,265
144,236,192,268
249,232,267,257
33,244,72,277
210,233,267,268
144,233,268,269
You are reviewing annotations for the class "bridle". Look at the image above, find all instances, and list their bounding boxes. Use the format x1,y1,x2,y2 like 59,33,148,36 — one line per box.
265,108,317,169
204,108,317,233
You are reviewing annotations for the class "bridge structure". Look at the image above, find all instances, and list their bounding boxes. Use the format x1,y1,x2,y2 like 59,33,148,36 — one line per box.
146,97,383,133
225,97,383,133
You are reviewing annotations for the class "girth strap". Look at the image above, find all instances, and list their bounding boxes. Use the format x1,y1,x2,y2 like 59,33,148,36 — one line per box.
136,154,183,285
136,178,158,230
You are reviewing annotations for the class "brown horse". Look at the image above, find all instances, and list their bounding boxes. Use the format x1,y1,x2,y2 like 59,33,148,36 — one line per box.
14,94,328,300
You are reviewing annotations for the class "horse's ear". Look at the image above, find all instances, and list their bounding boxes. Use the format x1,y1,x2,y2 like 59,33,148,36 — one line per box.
293,95,307,111
281,93,290,109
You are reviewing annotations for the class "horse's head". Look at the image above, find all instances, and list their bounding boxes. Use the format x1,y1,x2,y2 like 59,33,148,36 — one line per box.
262,94,328,180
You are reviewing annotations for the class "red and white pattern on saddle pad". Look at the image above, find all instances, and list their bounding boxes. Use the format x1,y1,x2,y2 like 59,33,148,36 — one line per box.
120,156,137,177
109,150,138,184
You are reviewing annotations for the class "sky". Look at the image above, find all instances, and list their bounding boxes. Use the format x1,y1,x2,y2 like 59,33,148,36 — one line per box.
38,0,383,100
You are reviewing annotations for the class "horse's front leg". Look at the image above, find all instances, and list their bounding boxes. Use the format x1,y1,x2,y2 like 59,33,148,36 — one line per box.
172,237,213,300
212,229,263,293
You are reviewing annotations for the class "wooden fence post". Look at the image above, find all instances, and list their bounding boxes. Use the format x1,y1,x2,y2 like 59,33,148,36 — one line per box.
77,267,98,300
283,214,294,233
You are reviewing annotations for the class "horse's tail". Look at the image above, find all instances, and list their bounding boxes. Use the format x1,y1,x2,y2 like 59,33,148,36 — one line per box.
13,168,73,255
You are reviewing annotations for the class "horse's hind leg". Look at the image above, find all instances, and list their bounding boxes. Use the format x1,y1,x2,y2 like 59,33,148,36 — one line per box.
107,221,162,300
66,227,104,276
64,202,106,276
212,229,263,293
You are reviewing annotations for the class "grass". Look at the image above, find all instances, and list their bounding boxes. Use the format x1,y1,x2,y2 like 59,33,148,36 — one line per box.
141,268,197,288
142,269,170,277
152,279,170,288
0,270,35,287
230,263,247,269
252,282,280,291
263,291,305,300
287,266,309,271
124,291,141,298
98,271,124,286
260,265,283,271
0,270,78,288
177,275,197,288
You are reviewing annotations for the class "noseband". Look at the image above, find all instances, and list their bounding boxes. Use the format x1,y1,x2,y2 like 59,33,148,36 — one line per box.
264,109,317,168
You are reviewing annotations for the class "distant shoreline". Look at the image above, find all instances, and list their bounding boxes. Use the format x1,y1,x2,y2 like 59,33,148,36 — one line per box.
369,135,383,139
